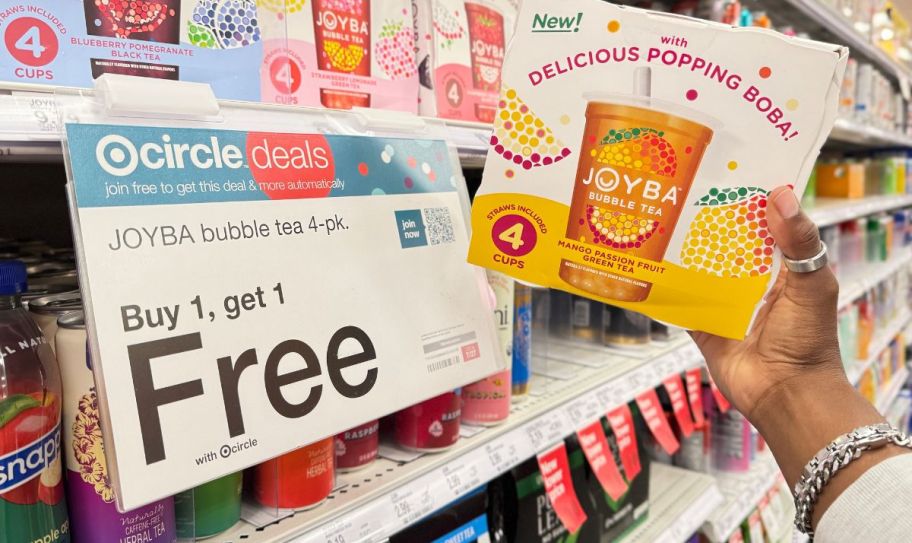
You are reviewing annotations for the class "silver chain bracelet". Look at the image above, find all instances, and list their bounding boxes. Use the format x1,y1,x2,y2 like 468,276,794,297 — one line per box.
793,422,912,537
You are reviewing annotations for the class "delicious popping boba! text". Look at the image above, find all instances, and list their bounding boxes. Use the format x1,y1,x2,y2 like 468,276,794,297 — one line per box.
527,45,801,141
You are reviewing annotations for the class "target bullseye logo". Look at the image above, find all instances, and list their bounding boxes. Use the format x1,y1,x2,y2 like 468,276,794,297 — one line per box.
95,133,245,177
96,135,139,176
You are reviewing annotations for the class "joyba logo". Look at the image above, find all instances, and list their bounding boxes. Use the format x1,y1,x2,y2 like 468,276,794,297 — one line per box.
95,133,246,177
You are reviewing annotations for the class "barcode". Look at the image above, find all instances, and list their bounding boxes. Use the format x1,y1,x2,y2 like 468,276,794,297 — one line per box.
428,355,460,373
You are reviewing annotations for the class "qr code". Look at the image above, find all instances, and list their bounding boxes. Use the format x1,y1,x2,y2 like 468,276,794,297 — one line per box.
422,207,455,245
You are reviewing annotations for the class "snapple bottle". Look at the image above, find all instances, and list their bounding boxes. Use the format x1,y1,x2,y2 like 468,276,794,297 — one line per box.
0,261,69,543
465,2,505,123
560,97,713,302
312,0,372,108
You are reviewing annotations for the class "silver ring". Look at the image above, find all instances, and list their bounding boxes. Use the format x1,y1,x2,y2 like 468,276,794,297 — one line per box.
783,241,828,273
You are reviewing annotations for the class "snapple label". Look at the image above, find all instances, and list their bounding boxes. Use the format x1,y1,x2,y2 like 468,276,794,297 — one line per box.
55,311,177,543
561,101,713,302
0,262,70,543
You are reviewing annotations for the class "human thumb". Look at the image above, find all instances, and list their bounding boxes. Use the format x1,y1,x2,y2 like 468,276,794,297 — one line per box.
766,185,839,307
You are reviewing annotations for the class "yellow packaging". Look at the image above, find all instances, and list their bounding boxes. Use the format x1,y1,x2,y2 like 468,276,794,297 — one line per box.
815,163,866,198
467,0,847,339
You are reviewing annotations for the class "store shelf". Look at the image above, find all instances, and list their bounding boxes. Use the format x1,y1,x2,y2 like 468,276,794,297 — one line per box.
211,338,705,543
624,464,724,543
702,454,781,543
773,0,912,85
847,309,912,385
837,250,912,308
828,118,912,147
806,195,912,227
876,365,910,412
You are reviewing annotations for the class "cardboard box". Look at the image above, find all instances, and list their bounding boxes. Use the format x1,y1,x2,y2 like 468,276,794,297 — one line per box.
467,0,847,339
414,0,518,121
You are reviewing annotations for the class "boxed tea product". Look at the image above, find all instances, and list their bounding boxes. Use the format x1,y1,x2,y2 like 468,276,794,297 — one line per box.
467,0,847,338
260,0,419,112
414,0,518,122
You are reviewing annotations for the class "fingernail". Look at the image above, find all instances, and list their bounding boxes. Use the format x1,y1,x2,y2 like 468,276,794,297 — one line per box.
773,188,800,219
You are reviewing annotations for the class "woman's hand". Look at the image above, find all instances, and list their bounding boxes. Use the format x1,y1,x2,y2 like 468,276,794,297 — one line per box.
691,186,847,422
691,186,898,528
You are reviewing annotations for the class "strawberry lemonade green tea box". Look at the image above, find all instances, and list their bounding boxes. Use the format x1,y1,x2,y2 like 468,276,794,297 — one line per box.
468,0,847,339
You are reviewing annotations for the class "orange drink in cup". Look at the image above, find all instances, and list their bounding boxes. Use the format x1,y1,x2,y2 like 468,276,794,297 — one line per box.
560,100,714,301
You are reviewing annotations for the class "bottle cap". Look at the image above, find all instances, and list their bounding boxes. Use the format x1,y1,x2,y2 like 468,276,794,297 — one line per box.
0,260,27,295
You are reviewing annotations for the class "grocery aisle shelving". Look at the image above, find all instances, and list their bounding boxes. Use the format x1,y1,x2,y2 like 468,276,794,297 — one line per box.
876,365,910,412
846,309,911,385
770,0,912,84
829,118,912,147
624,464,724,543
837,250,912,308
702,454,781,543
211,339,705,543
807,195,912,227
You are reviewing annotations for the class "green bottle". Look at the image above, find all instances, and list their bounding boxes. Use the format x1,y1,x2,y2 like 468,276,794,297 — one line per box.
175,472,242,539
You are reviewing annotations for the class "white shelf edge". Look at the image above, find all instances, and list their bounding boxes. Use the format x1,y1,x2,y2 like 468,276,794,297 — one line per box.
837,250,912,309
624,464,724,543
703,454,781,543
210,338,705,543
807,195,912,227
830,118,912,147
847,310,911,385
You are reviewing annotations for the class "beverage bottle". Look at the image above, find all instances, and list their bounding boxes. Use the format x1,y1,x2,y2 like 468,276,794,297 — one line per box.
0,261,69,542
312,0,372,108
56,311,177,543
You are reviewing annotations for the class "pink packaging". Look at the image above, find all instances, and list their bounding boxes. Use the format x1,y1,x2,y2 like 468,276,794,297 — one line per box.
414,0,517,121
260,0,419,112
461,369,512,424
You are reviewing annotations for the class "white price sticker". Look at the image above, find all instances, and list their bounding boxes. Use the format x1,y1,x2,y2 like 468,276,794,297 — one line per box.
485,439,523,474
389,485,436,528
440,460,483,498
565,393,602,427
524,411,568,451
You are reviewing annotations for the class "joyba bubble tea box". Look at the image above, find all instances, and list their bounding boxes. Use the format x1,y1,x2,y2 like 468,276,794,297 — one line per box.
467,0,847,339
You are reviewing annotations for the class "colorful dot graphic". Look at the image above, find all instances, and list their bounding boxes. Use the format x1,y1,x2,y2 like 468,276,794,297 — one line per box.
404,177,414,189
759,67,772,79
586,206,658,249
505,169,515,179
686,89,698,101
786,99,799,111
358,162,369,176
681,187,773,277
492,88,571,170
727,161,738,170
598,127,677,177
607,20,620,32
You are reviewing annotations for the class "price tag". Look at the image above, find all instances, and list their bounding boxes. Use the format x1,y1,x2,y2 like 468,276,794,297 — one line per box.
537,443,589,534
596,382,624,409
606,403,641,480
685,368,705,426
440,460,483,499
663,374,695,437
389,484,436,528
484,438,525,474
525,411,568,452
635,389,680,455
565,393,602,427
576,421,628,500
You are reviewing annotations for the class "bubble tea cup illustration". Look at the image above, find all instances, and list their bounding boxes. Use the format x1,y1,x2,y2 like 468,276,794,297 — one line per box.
560,67,714,302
